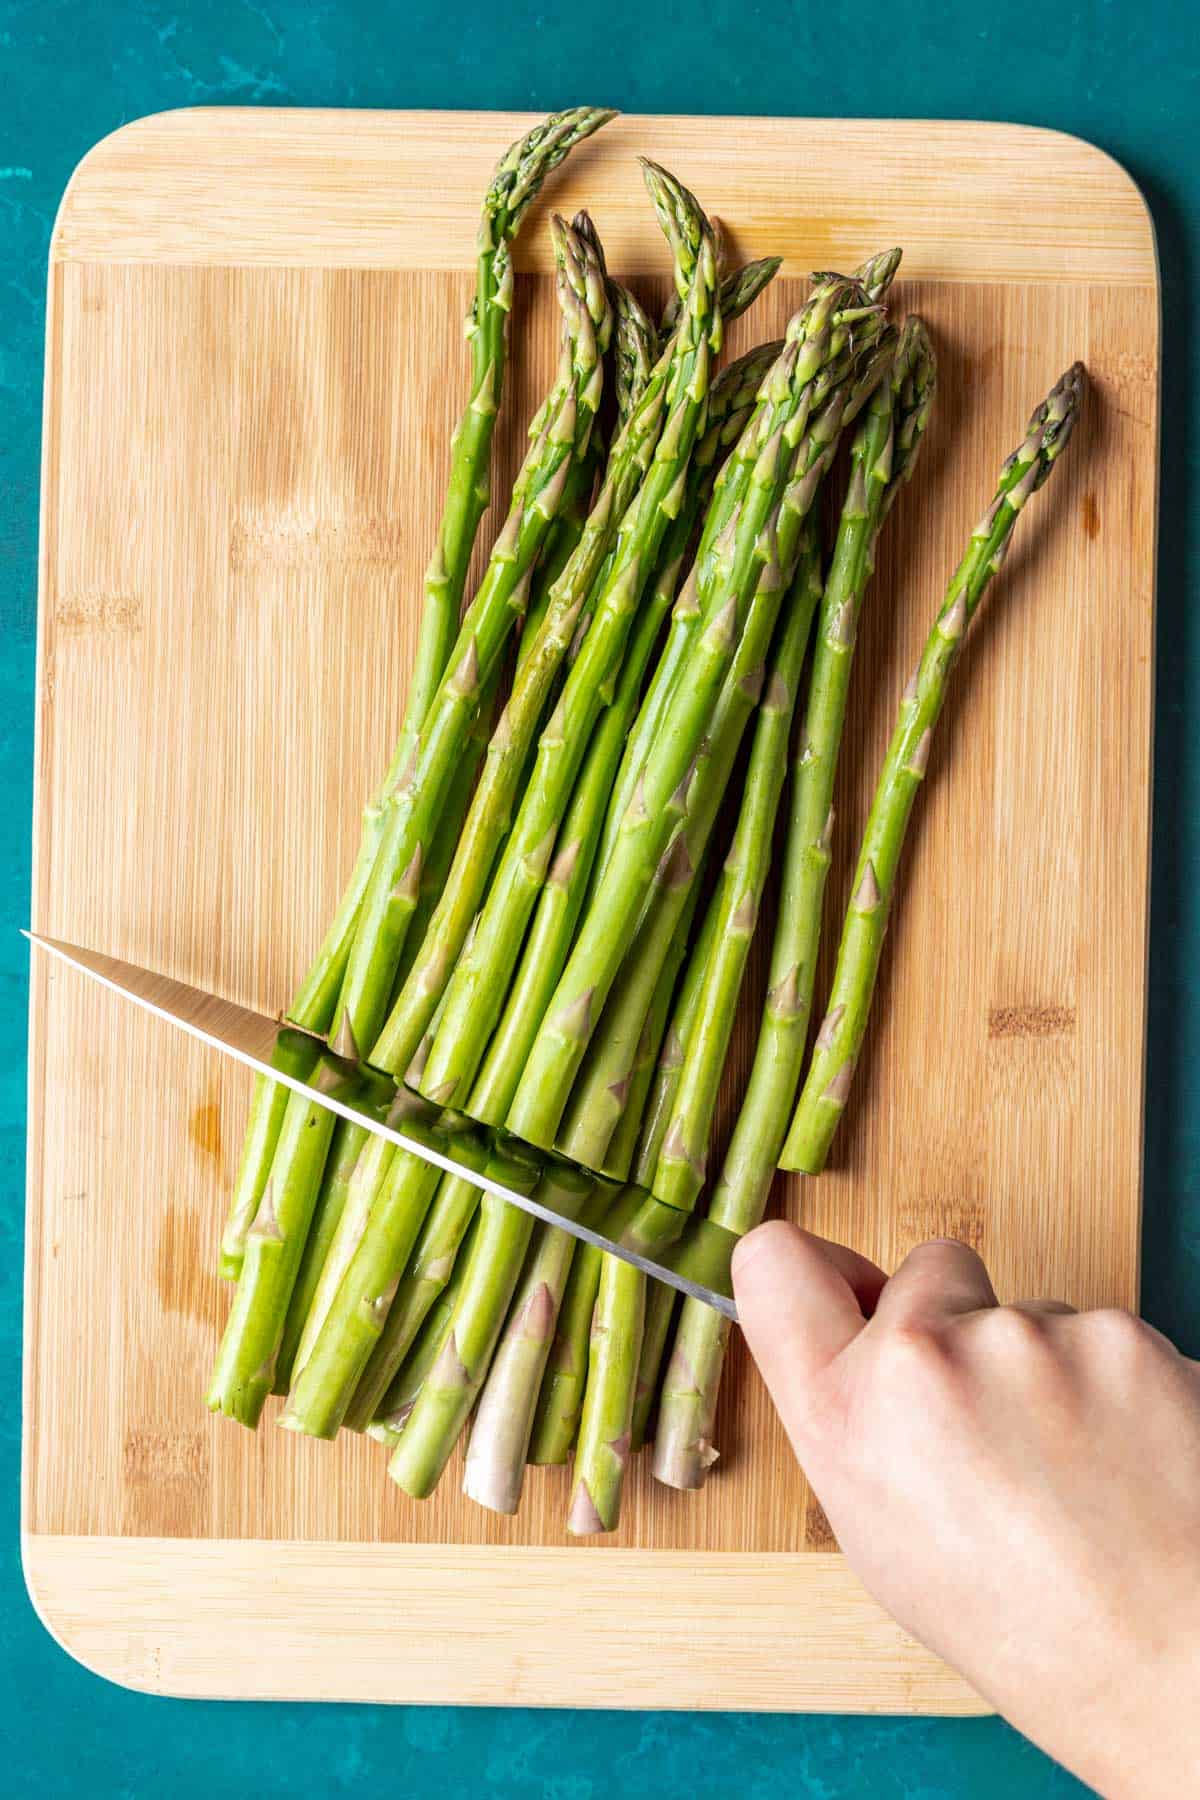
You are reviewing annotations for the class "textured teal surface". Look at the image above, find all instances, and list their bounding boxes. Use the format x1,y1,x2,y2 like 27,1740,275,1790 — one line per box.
3,3,1196,1794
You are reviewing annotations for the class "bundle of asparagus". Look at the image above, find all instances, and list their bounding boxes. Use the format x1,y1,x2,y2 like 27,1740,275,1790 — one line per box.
206,108,1085,1535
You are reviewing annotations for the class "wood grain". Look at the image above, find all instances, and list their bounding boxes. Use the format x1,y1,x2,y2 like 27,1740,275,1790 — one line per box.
25,107,1157,1709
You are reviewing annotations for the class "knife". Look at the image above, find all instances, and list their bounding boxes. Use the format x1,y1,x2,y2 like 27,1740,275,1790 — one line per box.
25,931,739,1320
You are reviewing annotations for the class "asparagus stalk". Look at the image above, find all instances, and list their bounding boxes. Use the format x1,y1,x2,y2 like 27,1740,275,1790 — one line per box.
609,281,659,429
552,499,825,1174
601,876,704,1180
414,164,721,1108
631,1283,677,1450
281,1111,488,1439
331,212,613,1062
289,107,615,1040
463,494,706,1131
273,1067,394,1393
651,323,936,1489
342,1169,481,1432
632,893,719,1187
651,529,824,1209
386,1161,575,1498
286,1127,396,1386
508,280,892,1150
369,174,704,1084
462,1174,600,1513
568,1255,647,1534
782,362,1084,1174
593,253,896,898
218,1030,322,1281
596,340,784,880
527,1186,643,1464
566,520,821,1526
205,1055,362,1426
364,1212,482,1448
662,254,782,336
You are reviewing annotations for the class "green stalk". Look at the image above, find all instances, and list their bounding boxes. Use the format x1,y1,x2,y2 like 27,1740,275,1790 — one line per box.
415,164,721,1109
508,281,892,1150
218,1030,322,1281
594,253,895,898
632,893,719,1186
364,1212,482,1449
782,362,1084,1173
281,1113,487,1439
332,213,612,1062
288,107,615,1041
630,1284,677,1450
342,1169,481,1432
555,501,825,1175
652,324,936,1490
369,174,703,1084
568,1255,646,1534
527,1186,643,1464
273,1065,394,1394
597,340,783,882
462,1174,599,1513
386,1161,573,1498
464,516,694,1131
287,1129,395,1386
651,531,823,1209
205,1055,362,1426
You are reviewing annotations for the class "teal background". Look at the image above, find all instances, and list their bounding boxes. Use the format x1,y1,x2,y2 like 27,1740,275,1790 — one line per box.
3,1,1196,1793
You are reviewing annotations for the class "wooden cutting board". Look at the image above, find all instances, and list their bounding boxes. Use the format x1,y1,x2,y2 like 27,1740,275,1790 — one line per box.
24,109,1157,1712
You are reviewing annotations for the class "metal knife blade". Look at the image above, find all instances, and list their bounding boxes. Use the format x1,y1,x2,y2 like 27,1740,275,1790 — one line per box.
25,931,739,1320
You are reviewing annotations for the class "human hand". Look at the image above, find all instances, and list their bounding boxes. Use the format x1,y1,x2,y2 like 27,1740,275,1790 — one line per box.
733,1223,1200,1797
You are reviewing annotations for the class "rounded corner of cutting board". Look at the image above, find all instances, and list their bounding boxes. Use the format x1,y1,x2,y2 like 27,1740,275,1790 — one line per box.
21,1532,165,1699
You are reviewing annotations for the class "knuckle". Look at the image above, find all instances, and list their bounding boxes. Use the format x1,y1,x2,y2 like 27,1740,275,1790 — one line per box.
1088,1306,1154,1365
877,1321,955,1390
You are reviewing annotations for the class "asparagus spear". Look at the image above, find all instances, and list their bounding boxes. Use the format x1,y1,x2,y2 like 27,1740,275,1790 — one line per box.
463,466,721,1133
342,1168,481,1432
651,526,824,1209
508,280,892,1150
414,164,721,1108
387,1162,577,1498
651,323,935,1489
331,212,612,1063
214,206,612,1330
363,1212,482,1448
566,520,822,1528
610,281,659,429
551,501,826,1175
272,1067,394,1394
595,340,784,881
594,254,896,896
527,1186,644,1464
205,1055,362,1426
662,254,782,336
782,362,1085,1174
281,1110,490,1439
568,1254,647,1534
287,107,616,1039
369,174,704,1084
218,1030,323,1281
462,1175,600,1513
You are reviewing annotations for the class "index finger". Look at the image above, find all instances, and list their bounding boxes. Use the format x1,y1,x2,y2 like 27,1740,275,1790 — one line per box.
733,1224,882,1432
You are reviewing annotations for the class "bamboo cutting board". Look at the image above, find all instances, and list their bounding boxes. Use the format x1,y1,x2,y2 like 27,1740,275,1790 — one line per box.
24,109,1157,1712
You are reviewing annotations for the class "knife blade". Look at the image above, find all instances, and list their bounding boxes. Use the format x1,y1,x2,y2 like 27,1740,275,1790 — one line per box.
25,931,739,1320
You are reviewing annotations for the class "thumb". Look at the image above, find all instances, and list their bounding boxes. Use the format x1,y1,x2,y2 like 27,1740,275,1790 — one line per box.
733,1222,881,1449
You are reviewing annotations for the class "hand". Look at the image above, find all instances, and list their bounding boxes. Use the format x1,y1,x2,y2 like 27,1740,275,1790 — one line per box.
733,1223,1200,1798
